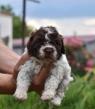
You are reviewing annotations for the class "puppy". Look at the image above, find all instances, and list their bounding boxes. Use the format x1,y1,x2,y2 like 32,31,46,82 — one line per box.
14,26,73,106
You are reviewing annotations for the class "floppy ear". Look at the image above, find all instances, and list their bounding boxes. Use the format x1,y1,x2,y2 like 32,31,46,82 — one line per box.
59,34,65,54
27,32,35,56
61,38,65,54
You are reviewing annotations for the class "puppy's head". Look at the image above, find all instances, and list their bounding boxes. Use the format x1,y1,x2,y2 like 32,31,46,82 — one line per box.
27,26,65,61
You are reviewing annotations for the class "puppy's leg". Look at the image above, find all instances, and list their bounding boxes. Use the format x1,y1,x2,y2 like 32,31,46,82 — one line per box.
51,78,68,106
41,57,69,100
41,75,59,100
51,66,73,106
63,65,73,90
41,65,64,100
14,60,34,100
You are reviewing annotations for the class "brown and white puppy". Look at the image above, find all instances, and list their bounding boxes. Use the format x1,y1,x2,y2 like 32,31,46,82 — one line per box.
14,26,73,106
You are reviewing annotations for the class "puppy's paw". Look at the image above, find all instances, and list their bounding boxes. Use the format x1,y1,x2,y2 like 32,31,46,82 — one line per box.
69,76,74,82
41,90,55,100
51,96,62,106
14,90,27,101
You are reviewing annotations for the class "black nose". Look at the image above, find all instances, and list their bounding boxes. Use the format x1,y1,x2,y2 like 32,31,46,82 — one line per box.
44,47,54,54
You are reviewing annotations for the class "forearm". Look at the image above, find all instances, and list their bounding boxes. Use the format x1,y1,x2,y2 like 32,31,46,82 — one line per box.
0,73,42,95
0,42,20,74
0,62,53,95
0,73,16,94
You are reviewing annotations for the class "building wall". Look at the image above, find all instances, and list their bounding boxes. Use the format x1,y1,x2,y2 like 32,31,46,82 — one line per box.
0,13,13,48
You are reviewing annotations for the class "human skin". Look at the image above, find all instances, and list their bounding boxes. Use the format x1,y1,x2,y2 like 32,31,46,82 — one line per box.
0,42,53,95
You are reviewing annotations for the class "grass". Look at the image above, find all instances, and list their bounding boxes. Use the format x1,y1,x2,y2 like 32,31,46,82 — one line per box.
0,73,95,109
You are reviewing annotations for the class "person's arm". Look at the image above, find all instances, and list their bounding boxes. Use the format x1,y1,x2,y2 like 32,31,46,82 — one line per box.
13,53,53,84
0,42,20,74
0,42,53,95
0,63,53,95
0,73,16,94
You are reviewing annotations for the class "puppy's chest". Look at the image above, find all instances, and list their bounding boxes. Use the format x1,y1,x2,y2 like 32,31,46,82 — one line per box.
29,58,42,74
31,57,58,74
30,57,57,75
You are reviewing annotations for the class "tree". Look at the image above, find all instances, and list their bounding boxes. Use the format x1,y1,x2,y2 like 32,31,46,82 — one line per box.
0,5,14,15
13,16,33,39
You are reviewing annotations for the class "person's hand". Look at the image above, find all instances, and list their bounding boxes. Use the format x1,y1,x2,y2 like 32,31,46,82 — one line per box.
0,42,54,95
32,61,54,85
13,54,54,95
13,63,20,75
0,60,53,95
13,53,31,79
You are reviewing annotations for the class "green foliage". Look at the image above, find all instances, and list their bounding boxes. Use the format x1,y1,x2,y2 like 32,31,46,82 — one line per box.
0,74,95,109
13,16,22,39
0,4,14,15
13,16,33,39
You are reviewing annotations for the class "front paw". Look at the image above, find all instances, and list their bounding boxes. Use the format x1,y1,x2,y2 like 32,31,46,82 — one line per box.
51,96,62,106
41,90,55,100
14,90,27,101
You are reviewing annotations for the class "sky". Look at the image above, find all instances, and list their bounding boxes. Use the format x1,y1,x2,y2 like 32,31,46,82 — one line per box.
0,0,95,18
0,0,95,36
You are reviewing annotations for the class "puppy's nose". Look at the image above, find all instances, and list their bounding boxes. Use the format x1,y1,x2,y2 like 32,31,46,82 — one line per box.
44,47,54,53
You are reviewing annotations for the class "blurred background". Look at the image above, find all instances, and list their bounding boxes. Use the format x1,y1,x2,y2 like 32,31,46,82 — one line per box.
0,0,95,109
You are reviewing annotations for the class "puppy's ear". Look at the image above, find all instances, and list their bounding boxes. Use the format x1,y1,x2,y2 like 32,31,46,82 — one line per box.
59,35,65,54
27,32,35,56
61,38,65,54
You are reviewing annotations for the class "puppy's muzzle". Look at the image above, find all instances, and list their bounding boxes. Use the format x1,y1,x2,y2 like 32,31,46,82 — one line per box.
43,47,55,59
44,47,54,54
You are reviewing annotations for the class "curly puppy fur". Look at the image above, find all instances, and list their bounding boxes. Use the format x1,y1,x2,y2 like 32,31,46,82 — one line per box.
14,26,73,106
